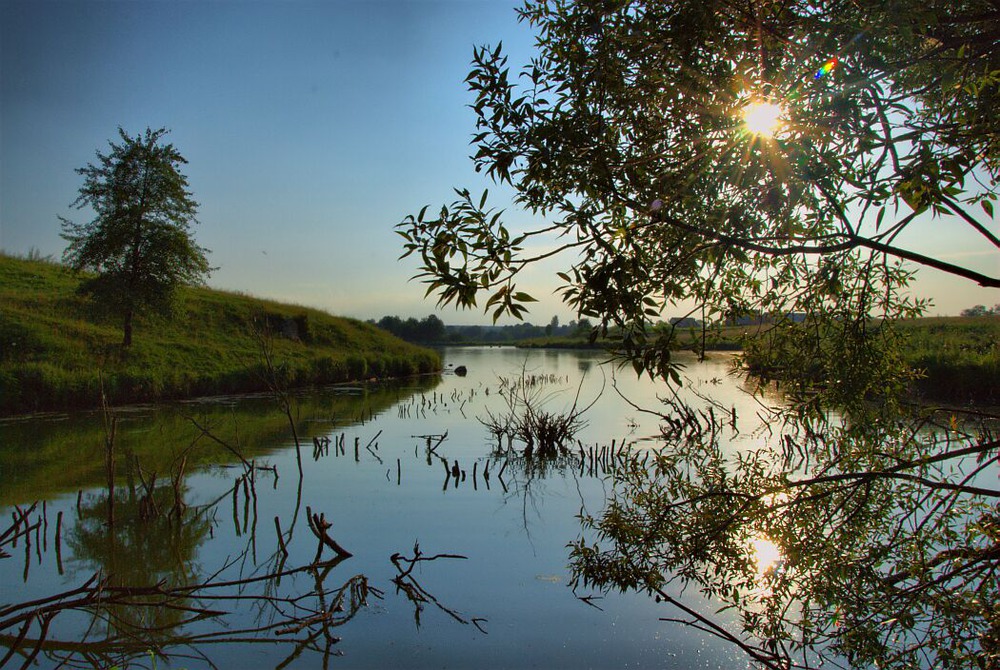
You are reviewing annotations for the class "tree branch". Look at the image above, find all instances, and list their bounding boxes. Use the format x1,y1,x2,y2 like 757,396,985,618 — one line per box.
646,209,1000,288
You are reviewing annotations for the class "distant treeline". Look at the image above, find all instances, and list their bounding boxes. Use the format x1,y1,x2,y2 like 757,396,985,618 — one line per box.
371,315,594,344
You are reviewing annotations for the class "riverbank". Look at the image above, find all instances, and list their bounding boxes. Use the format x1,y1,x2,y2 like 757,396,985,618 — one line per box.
514,318,999,404
0,254,441,415
895,316,1000,404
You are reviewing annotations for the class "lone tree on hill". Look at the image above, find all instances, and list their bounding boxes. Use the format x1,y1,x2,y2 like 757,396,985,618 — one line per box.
61,127,212,347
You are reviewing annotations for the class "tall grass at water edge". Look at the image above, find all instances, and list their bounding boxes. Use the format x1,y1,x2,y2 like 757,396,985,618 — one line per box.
896,316,1000,404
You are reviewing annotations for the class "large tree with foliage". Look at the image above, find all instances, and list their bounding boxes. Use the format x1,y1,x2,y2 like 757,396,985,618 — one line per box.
399,1,1000,668
398,0,999,396
61,127,211,347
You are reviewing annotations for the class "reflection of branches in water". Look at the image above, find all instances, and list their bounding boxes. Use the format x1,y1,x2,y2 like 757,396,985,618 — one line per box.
3,373,469,668
187,414,255,473
0,488,376,670
249,312,304,480
391,542,487,634
0,560,377,670
1,463,491,670
0,440,363,670
570,400,1000,670
1,503,40,561
483,438,633,551
397,387,481,420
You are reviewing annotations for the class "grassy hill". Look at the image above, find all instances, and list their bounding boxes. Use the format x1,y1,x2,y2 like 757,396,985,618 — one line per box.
0,253,441,415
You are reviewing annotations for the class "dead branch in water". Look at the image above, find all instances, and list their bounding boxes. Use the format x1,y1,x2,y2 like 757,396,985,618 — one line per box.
306,506,353,561
0,540,374,669
390,542,487,634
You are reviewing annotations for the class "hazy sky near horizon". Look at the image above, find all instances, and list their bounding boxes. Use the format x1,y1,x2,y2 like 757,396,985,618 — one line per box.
1,0,997,323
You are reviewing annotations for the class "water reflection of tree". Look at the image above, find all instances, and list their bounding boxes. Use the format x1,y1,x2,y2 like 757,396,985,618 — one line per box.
0,374,443,507
1,456,481,669
66,486,211,644
0,465,377,669
570,396,999,669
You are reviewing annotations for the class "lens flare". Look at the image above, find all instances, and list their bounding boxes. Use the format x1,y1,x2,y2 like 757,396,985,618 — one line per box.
742,101,783,138
815,56,838,79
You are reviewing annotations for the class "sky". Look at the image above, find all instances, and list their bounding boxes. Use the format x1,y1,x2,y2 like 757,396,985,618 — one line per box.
1,0,997,324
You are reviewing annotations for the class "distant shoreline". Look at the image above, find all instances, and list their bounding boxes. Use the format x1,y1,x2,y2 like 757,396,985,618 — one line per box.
472,318,1000,405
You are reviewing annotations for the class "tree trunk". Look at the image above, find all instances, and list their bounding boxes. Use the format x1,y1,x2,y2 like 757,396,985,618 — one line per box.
122,310,134,348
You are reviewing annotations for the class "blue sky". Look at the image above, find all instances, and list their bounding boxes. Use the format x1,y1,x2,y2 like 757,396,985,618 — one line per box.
1,0,996,323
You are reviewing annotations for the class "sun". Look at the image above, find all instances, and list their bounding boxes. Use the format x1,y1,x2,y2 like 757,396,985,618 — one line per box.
742,100,784,138
751,535,784,577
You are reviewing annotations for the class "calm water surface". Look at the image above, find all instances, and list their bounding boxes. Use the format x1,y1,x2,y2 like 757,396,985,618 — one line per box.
1,347,771,669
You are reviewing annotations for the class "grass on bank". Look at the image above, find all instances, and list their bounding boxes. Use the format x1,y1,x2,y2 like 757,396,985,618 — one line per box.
517,318,999,404
895,316,1000,404
0,253,441,415
736,316,999,404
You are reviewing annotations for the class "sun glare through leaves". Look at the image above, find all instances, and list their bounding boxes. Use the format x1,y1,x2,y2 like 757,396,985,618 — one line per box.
742,100,784,138
751,535,784,577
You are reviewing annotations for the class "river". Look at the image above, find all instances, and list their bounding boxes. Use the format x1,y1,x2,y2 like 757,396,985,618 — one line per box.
1,346,779,669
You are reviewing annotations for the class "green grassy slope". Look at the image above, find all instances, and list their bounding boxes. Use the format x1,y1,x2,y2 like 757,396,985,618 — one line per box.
0,254,441,415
